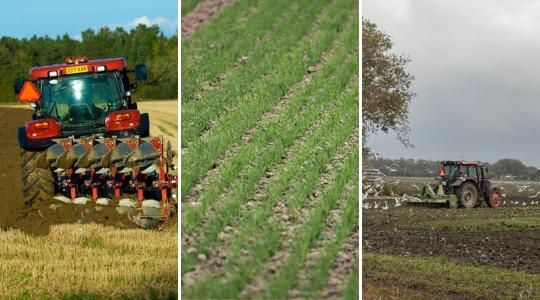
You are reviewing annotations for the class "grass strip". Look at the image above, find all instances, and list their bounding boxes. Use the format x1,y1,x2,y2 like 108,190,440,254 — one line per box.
408,217,540,232
364,253,540,299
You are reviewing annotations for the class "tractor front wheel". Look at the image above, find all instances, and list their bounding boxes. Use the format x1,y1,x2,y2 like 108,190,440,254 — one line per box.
458,182,478,208
488,188,503,208
20,149,55,207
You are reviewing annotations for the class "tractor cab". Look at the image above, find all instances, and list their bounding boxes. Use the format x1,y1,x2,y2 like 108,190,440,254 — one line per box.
438,161,488,187
15,56,149,150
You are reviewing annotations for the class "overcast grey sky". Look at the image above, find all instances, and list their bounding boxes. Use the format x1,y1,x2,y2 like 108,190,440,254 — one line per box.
364,1,540,166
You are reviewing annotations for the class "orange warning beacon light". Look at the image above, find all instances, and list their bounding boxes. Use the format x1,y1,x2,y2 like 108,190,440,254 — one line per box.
439,167,445,177
18,81,41,103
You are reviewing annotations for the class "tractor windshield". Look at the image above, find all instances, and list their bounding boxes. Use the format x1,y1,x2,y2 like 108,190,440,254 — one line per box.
41,73,123,127
443,164,458,179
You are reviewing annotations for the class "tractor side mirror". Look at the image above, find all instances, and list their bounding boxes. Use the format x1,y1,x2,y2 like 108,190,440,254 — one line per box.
135,64,148,81
13,77,25,94
18,81,41,103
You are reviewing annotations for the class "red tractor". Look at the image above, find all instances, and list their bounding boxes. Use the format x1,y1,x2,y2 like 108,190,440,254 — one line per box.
436,160,503,208
407,160,504,208
15,56,176,228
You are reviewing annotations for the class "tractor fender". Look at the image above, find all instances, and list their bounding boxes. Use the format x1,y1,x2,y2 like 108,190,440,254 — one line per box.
450,178,465,187
17,127,53,151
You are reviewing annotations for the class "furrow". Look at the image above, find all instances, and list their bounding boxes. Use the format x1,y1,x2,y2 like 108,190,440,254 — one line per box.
181,0,232,37
321,230,359,299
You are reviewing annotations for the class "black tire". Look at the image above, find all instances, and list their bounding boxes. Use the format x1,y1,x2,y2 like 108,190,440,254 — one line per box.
20,149,55,207
458,182,478,208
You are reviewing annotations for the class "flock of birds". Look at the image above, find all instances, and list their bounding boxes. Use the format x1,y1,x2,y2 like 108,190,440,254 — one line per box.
362,182,540,210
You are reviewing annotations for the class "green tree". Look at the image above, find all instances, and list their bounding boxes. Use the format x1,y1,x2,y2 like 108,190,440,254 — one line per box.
362,19,415,147
491,159,528,178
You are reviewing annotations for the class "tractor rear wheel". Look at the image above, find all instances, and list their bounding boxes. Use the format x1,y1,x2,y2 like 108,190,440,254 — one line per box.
20,149,55,207
458,182,478,208
488,188,503,208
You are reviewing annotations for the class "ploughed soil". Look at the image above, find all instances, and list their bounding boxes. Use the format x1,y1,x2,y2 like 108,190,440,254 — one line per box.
0,107,175,236
363,204,540,274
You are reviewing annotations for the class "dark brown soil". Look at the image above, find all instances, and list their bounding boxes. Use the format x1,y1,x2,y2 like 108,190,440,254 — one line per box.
0,107,175,236
181,0,231,38
363,205,540,274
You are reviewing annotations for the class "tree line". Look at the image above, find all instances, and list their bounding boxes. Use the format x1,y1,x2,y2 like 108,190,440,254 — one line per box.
0,24,177,102
365,156,540,180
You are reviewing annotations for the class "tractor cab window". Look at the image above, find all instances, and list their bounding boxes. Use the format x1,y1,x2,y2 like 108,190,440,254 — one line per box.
41,73,122,126
465,166,477,177
443,165,458,178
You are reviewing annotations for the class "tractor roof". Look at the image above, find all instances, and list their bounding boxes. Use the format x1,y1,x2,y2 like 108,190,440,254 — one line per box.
441,160,480,166
29,57,127,79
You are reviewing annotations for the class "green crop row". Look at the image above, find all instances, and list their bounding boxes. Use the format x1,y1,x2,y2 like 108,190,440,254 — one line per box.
182,21,359,234
183,85,359,298
182,76,358,279
181,0,332,144
302,180,359,298
181,0,358,198
342,258,360,300
182,0,294,103
264,154,359,298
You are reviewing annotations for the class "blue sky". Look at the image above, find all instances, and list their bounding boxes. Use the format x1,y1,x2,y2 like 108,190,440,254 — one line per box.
0,0,178,39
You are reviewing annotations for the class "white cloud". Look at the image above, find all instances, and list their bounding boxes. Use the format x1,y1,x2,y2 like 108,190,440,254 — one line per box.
126,16,178,35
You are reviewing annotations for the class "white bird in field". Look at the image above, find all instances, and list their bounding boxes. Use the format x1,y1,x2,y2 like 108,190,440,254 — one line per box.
362,191,369,200
518,185,530,193
373,202,380,209
394,197,401,207
382,201,389,210
522,201,527,206
363,202,370,209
